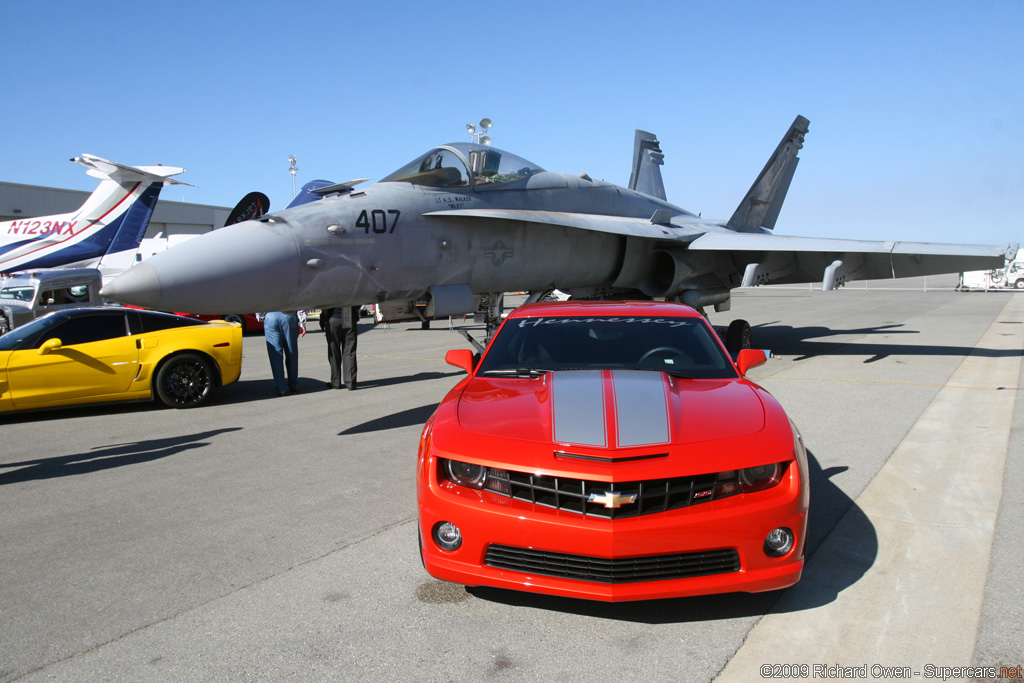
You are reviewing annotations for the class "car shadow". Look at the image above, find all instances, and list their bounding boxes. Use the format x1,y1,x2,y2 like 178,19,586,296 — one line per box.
748,321,1023,363
339,403,439,435
0,428,242,486
461,449,878,623
216,371,461,405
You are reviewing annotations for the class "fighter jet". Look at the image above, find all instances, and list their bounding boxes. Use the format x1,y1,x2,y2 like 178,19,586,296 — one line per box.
102,116,1013,350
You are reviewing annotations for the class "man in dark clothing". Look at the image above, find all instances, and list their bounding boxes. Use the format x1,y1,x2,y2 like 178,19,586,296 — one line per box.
320,306,360,390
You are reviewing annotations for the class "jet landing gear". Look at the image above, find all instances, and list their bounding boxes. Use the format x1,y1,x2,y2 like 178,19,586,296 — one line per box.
687,302,752,356
455,292,504,354
725,319,753,355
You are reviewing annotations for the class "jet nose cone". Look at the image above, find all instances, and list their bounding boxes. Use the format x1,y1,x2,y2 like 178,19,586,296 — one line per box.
100,262,161,308
102,220,304,313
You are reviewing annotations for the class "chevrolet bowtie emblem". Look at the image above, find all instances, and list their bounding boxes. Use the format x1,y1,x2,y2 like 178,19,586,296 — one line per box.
588,491,638,509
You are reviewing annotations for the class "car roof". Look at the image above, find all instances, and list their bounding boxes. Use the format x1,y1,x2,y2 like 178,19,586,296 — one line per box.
3,268,100,283
505,300,704,319
38,307,202,321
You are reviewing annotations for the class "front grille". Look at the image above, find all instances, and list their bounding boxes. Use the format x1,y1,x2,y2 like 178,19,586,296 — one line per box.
486,470,733,519
485,545,740,583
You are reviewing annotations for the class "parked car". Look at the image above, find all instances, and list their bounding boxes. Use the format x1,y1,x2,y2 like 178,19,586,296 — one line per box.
0,307,242,413
0,268,104,336
192,313,264,334
417,300,808,602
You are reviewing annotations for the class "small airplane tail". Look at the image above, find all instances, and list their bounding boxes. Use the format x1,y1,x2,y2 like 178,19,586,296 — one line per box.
727,115,809,232
2,155,189,273
628,130,667,201
77,155,190,275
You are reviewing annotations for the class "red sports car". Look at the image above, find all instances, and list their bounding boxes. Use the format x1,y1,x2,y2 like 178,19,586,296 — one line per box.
192,313,264,334
416,300,809,602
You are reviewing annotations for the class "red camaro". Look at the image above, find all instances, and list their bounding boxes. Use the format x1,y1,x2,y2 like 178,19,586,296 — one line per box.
416,300,809,602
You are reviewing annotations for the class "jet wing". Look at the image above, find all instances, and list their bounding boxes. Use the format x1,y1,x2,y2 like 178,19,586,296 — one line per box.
426,208,1011,291
687,231,1012,289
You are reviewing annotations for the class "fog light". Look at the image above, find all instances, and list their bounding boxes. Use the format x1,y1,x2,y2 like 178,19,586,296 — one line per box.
764,527,794,557
433,521,463,551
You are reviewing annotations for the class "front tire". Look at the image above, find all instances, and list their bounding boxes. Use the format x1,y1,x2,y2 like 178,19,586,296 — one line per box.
1015,280,1024,289
155,353,214,408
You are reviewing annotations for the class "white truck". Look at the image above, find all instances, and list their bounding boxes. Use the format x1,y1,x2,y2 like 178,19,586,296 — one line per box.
1002,253,1024,289
960,248,1024,290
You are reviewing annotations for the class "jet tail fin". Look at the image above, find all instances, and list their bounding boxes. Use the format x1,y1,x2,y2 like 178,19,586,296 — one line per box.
727,115,809,232
628,130,667,201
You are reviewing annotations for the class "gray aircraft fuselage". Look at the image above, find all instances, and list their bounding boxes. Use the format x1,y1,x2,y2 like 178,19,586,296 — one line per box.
102,144,735,314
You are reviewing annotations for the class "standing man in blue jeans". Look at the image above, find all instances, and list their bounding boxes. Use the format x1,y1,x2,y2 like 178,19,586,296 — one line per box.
260,310,307,396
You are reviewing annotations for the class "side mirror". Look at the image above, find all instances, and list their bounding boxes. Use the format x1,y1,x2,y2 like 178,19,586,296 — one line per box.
445,349,475,374
37,338,63,355
736,348,768,375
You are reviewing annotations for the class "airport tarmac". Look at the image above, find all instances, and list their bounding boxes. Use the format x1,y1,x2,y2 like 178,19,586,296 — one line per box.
1,277,1021,682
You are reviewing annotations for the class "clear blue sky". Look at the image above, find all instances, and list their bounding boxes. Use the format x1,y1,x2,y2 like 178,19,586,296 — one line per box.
1,0,1021,246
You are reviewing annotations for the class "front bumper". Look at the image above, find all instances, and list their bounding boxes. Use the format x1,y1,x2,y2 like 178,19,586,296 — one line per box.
417,461,807,602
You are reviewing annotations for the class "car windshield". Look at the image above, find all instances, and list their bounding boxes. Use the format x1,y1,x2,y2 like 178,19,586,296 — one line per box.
380,143,544,188
0,311,67,350
477,315,737,379
0,285,36,302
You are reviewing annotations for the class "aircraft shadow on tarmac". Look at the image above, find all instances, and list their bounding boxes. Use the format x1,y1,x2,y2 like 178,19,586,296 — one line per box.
461,450,879,624
0,428,242,486
750,321,1024,363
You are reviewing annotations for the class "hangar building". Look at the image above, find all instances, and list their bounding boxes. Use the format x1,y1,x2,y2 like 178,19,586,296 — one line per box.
0,180,231,237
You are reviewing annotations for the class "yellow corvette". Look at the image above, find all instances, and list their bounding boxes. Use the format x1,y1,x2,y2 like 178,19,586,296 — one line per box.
0,307,242,413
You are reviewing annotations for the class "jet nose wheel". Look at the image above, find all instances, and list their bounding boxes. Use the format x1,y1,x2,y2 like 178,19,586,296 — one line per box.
725,319,753,355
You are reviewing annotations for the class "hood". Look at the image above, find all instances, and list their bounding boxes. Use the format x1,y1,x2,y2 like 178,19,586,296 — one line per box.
455,369,765,449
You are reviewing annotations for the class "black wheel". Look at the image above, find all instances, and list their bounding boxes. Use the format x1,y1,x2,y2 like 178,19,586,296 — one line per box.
155,353,214,408
223,314,246,332
725,319,753,354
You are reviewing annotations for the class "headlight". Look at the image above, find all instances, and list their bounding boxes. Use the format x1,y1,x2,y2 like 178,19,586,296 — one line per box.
440,459,511,494
443,460,488,488
738,463,782,493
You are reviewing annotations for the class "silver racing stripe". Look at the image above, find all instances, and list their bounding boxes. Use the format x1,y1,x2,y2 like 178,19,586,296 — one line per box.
613,370,670,447
551,371,606,447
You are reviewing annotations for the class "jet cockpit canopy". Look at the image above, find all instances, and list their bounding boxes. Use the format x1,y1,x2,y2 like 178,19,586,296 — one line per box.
380,143,544,189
